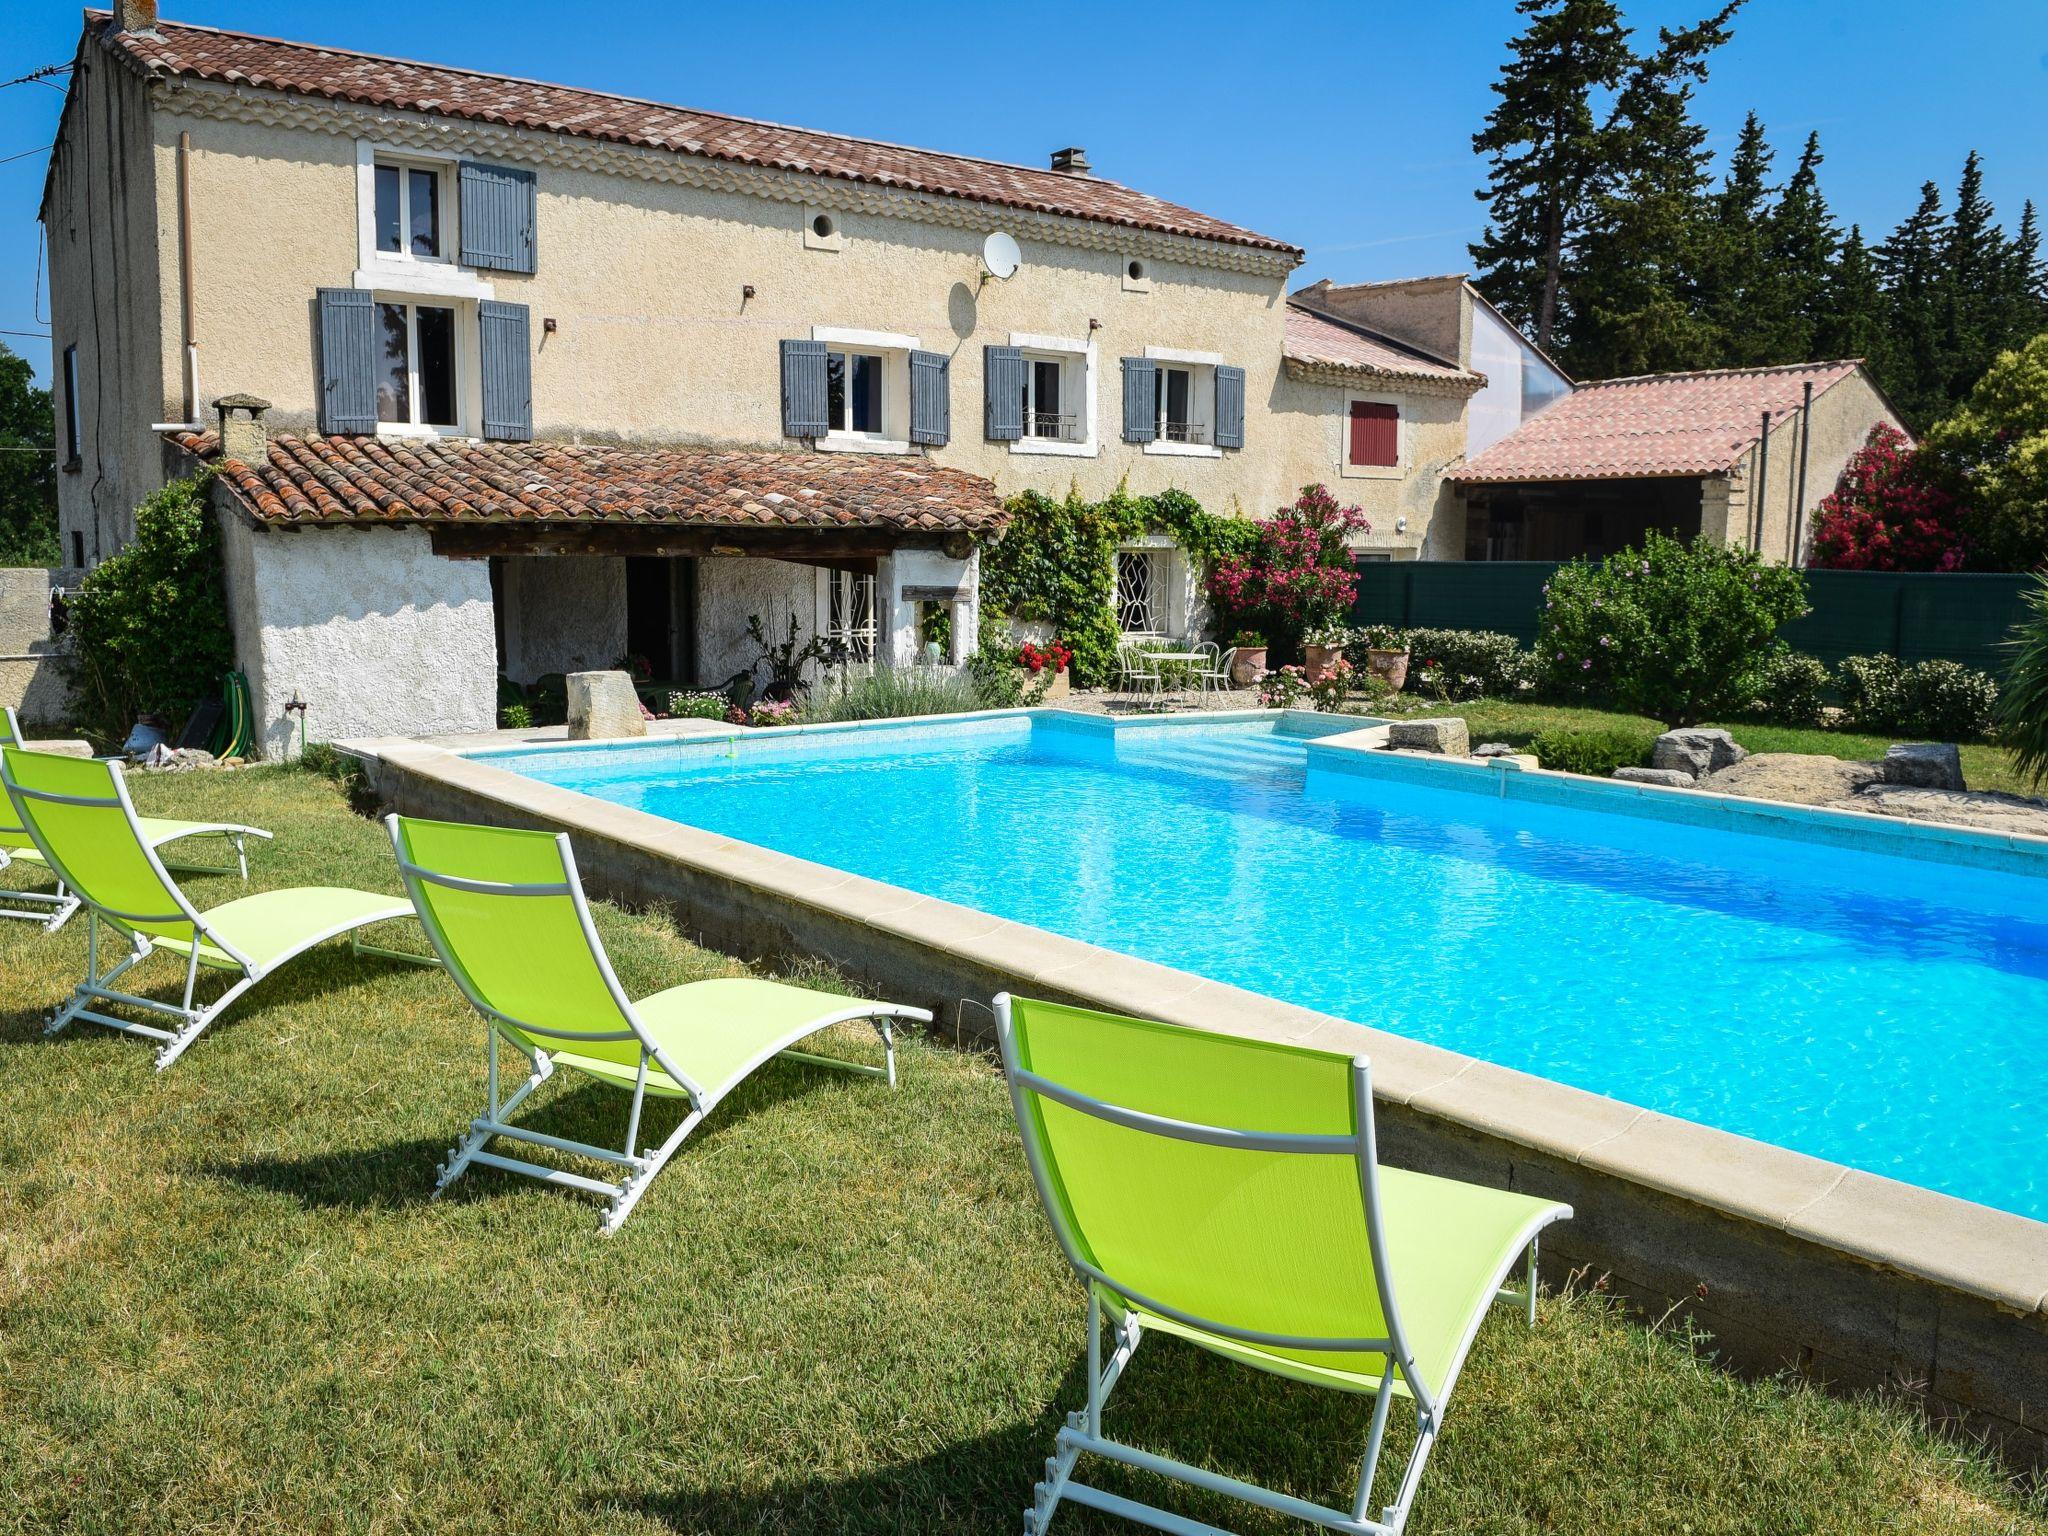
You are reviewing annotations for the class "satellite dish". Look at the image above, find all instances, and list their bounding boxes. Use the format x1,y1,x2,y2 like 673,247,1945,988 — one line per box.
982,230,1022,281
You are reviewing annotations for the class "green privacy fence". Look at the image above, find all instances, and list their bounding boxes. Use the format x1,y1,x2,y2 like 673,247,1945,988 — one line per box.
1349,562,2036,675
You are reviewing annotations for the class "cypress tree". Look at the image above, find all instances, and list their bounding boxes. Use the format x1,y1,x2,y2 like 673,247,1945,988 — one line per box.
1939,150,2009,405
1874,181,1950,427
1470,0,1634,354
1818,225,1888,370
1764,131,1840,363
1701,112,1779,365
1998,200,2047,353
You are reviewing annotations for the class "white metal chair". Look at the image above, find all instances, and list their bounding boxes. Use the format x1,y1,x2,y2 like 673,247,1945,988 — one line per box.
1114,642,1162,711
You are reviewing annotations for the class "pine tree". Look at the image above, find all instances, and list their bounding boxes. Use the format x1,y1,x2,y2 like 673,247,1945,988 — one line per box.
1818,225,1888,369
1998,200,2048,354
1564,3,1740,377
1763,131,1840,363
1874,181,1950,427
1700,112,1779,365
1938,150,2010,405
1469,0,1635,353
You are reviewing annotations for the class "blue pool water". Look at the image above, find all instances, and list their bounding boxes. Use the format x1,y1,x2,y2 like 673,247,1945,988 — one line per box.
486,715,2048,1220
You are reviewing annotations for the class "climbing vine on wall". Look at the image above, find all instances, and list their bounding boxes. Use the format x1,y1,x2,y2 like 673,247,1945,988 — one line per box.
977,485,1256,688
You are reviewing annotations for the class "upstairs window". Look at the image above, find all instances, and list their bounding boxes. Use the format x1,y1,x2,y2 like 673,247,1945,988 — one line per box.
1020,354,1082,442
373,158,448,262
1154,364,1210,445
1346,399,1401,471
61,345,81,467
377,301,459,430
826,347,887,437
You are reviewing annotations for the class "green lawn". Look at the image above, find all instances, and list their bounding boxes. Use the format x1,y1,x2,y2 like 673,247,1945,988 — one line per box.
1369,694,2034,794
2,766,2042,1534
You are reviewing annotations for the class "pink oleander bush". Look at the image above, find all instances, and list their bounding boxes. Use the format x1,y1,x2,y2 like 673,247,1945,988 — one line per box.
1807,424,1970,572
1207,484,1370,651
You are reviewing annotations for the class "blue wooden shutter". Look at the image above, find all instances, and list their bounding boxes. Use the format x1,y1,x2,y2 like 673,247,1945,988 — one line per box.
479,300,533,441
458,161,537,273
1214,364,1246,450
984,345,1024,441
1121,356,1158,443
781,340,830,438
909,349,950,446
317,287,377,434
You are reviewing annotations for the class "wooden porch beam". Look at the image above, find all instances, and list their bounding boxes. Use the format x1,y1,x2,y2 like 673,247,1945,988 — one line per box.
427,524,941,561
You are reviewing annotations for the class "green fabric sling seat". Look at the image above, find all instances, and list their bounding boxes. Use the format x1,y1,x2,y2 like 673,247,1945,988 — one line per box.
387,814,935,1233
997,994,1573,1536
1,746,428,1070
0,707,271,933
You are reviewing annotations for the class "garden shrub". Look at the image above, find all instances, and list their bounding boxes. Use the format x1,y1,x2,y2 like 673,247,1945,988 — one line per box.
1835,653,1903,732
1207,484,1368,654
1836,653,1998,739
666,690,730,721
1536,531,1808,726
1528,726,1658,777
498,702,534,729
1919,332,2048,572
1744,651,1832,727
1396,628,1534,700
802,665,984,723
64,473,234,745
1806,424,1969,571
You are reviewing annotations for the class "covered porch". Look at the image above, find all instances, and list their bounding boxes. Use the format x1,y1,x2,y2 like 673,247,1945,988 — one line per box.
1456,476,1706,562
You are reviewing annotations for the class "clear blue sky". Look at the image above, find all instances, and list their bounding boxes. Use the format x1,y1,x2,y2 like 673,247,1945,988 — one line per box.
2,0,2043,385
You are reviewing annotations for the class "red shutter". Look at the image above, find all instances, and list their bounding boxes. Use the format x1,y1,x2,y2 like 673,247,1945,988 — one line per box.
1348,400,1399,467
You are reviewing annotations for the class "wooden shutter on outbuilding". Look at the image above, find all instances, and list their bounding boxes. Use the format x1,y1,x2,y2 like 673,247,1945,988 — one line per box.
1214,365,1246,450
479,300,533,442
1121,356,1158,443
781,340,829,438
316,287,378,435
983,346,1024,441
1348,400,1399,466
458,162,537,274
909,349,951,446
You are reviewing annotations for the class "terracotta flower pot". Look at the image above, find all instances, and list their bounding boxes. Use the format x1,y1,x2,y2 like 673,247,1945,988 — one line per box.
1304,645,1343,683
1231,646,1267,686
1365,648,1410,692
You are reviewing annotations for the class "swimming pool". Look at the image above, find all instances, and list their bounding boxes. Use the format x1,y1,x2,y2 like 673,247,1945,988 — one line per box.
481,712,2048,1221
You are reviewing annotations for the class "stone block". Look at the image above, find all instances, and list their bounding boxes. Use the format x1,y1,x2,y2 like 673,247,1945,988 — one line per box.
1652,727,1748,779
566,671,647,741
1882,742,1964,791
1387,717,1469,756
1614,766,1697,788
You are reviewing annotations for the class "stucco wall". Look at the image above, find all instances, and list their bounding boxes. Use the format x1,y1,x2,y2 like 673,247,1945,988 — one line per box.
0,568,81,727
499,556,626,682
1726,371,1902,562
216,515,495,755
695,556,817,690
43,41,168,563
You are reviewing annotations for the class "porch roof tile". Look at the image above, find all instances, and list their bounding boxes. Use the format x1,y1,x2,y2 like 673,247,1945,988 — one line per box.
165,430,1009,535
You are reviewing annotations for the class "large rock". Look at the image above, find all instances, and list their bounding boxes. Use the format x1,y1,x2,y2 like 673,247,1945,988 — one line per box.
566,671,647,741
1651,727,1748,780
1613,766,1696,788
1882,742,1964,791
1388,717,1469,756
1706,753,1882,806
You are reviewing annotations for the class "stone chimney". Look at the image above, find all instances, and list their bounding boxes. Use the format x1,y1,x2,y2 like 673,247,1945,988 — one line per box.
1049,146,1091,176
213,394,272,466
113,0,160,36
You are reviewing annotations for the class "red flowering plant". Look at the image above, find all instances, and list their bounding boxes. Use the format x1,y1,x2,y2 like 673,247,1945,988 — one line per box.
1018,640,1073,674
1807,425,1970,572
1207,484,1370,651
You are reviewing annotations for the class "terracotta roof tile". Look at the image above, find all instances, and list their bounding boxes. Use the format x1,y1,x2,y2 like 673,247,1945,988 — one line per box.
1451,360,1867,482
93,12,1299,258
1282,305,1478,386
168,430,1008,535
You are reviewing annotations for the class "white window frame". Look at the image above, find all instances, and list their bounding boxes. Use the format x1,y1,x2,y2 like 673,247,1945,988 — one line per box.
818,567,879,665
1340,392,1408,481
353,141,495,300
1009,331,1097,458
811,325,915,455
371,295,473,439
1141,345,1221,458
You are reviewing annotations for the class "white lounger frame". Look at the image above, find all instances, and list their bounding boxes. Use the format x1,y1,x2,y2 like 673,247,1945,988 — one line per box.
388,817,932,1234
995,994,1566,1536
3,757,425,1070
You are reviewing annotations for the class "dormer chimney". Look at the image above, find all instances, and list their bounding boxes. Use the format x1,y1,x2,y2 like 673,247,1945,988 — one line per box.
213,394,272,466
1049,146,1091,176
113,0,160,35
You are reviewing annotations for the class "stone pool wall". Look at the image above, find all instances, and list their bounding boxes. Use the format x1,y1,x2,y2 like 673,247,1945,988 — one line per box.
345,723,2048,1465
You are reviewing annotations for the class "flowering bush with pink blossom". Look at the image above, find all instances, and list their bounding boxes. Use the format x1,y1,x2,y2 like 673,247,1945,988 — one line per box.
1535,531,1808,726
1207,484,1370,650
1807,424,1970,572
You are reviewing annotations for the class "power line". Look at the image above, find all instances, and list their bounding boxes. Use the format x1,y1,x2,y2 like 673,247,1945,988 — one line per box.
0,144,54,167
0,329,52,340
1,64,71,90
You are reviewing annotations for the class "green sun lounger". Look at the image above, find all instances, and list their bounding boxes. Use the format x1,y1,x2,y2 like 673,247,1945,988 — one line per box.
387,814,934,1233
1,746,428,1070
1,706,271,932
996,994,1572,1536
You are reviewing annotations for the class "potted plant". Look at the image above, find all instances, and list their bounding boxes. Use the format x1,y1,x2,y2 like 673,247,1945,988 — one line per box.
1230,630,1267,685
1018,639,1074,702
1303,624,1350,684
1355,623,1410,693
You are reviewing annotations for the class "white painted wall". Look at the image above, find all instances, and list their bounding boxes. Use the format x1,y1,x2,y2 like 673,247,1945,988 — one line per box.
1468,304,1572,456
877,547,978,667
217,516,495,756
499,556,627,681
694,555,817,689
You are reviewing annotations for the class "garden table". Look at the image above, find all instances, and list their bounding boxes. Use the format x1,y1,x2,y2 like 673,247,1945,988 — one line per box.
1145,651,1208,708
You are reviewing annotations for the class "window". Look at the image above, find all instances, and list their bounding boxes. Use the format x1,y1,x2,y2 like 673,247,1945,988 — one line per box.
376,301,459,430
1021,354,1079,442
1347,399,1400,469
826,348,886,437
61,345,80,467
1116,550,1163,633
70,530,86,567
826,569,877,663
372,158,447,261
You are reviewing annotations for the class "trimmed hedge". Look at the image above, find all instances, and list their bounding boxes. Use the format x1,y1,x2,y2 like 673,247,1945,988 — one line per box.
1528,726,1659,777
